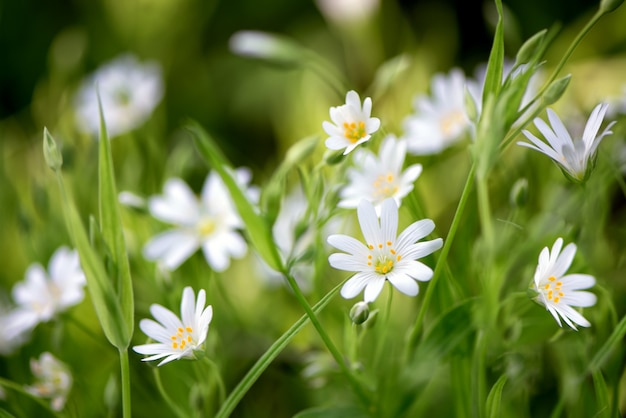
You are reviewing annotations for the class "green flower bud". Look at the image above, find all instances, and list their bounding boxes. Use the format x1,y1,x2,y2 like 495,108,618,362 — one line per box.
542,74,571,106
509,178,529,208
350,301,370,325
599,0,624,14
324,148,347,165
515,29,547,66
42,127,63,171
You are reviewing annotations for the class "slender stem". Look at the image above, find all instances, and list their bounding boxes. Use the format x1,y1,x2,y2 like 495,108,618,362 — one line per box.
215,281,343,418
203,357,226,405
0,377,65,418
118,349,131,418
476,176,495,252
153,368,188,418
281,270,372,410
373,286,393,370
406,162,476,354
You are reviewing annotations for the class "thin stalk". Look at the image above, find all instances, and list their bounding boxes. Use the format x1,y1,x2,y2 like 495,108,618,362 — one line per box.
153,367,188,418
476,176,495,252
472,331,488,418
281,270,372,410
373,286,394,370
118,349,131,418
214,281,343,418
406,163,476,354
202,357,226,405
0,377,65,418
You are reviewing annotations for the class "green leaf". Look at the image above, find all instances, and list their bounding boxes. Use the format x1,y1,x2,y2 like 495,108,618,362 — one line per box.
592,371,610,418
187,121,283,272
294,406,369,418
481,0,504,106
589,313,626,372
97,93,134,340
44,129,129,350
485,374,507,418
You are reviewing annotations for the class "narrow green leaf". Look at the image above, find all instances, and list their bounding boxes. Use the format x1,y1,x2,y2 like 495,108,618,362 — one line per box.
60,183,129,349
187,121,283,271
592,371,610,418
481,0,505,105
97,93,134,341
214,281,342,418
589,313,626,372
294,406,369,418
44,129,129,350
485,374,507,418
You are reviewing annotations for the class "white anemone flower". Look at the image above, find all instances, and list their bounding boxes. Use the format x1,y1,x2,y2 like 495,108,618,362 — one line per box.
518,103,615,182
75,54,164,138
143,170,254,272
323,90,381,155
531,238,596,330
402,68,470,155
328,198,443,302
26,352,72,411
339,135,422,214
133,287,213,366
6,247,85,339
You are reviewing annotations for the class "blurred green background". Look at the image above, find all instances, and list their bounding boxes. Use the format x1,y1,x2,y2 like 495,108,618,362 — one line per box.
2,0,626,416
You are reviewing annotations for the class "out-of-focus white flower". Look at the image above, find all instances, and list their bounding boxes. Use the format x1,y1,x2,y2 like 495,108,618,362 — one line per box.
315,0,379,24
518,103,615,182
324,90,381,155
143,170,255,272
118,190,146,210
0,298,29,354
5,247,85,339
339,135,422,214
75,54,164,138
530,238,597,330
26,352,72,411
133,287,213,366
402,69,470,155
328,198,443,302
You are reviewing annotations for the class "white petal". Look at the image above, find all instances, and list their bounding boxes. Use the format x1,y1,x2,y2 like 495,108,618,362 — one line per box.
328,253,368,272
395,219,435,252
340,272,376,299
401,238,443,260
363,277,386,302
556,304,591,328
395,260,434,281
562,290,596,307
143,230,200,271
327,234,369,256
139,319,171,343
551,242,575,278
386,273,419,296
379,199,398,245
357,199,381,246
180,287,195,326
150,304,183,332
561,274,595,290
325,136,348,150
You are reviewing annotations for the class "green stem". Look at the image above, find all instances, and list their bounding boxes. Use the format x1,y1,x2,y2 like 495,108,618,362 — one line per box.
281,270,372,410
214,281,343,418
0,377,65,418
476,176,495,253
153,368,188,418
406,163,476,354
118,349,131,418
202,357,226,405
373,285,393,370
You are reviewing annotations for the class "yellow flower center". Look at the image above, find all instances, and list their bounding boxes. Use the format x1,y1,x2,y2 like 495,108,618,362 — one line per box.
198,218,215,237
543,276,564,304
373,173,399,200
343,121,367,143
440,110,465,136
366,241,402,274
170,326,194,350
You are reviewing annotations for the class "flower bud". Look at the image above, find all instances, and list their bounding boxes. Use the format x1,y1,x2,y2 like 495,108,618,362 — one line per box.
43,127,63,171
349,301,370,325
599,0,624,14
509,178,528,208
542,74,571,106
515,29,547,66
229,31,303,67
324,148,347,165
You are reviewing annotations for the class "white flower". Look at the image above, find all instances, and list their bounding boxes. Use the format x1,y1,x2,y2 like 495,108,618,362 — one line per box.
75,54,164,138
26,352,72,411
339,135,422,214
5,247,85,339
530,238,596,330
402,68,470,155
133,287,213,366
327,198,443,302
518,103,616,182
315,0,379,24
143,169,255,272
323,90,381,155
